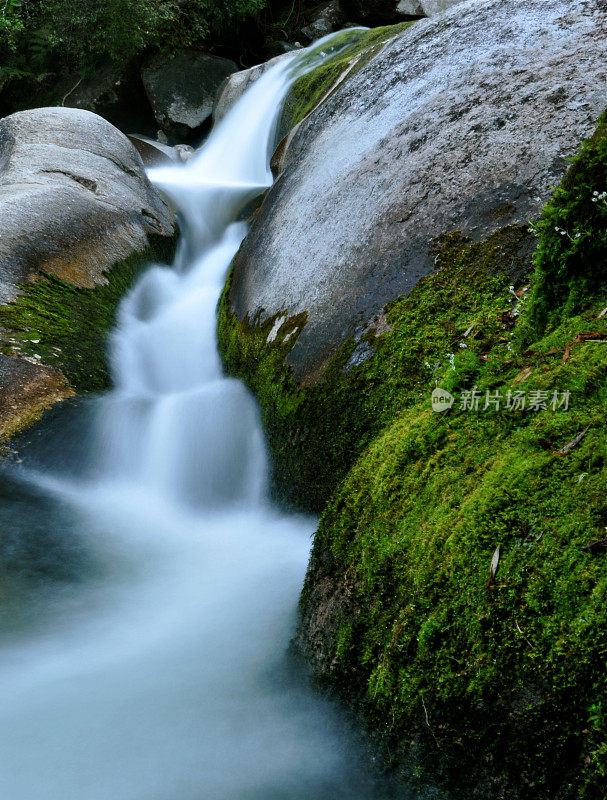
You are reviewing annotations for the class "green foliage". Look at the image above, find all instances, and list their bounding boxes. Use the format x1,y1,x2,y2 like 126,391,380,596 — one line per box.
304,297,606,798
0,0,273,89
526,111,607,335
0,235,175,393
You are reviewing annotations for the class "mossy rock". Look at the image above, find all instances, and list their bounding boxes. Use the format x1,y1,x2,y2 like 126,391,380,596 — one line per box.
280,21,415,135
219,222,535,511
0,233,176,398
219,111,607,797
524,111,607,337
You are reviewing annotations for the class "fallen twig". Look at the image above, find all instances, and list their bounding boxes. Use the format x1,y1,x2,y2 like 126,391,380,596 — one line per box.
556,426,590,455
582,538,607,555
486,546,501,587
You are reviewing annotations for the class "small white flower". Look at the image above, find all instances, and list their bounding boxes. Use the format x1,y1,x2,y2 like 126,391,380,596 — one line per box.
459,342,467,348
593,191,599,196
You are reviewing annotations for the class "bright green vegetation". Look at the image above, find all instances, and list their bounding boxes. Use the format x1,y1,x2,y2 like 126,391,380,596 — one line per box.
219,111,607,798
0,234,175,393
219,224,533,511
524,111,607,336
281,21,414,132
303,298,606,798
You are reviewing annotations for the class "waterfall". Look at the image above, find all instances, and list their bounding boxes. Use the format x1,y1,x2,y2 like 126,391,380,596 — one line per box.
0,33,406,800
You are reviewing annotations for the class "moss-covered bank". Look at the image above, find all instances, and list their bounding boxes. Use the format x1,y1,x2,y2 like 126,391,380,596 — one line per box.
0,234,175,396
218,107,607,798
218,223,534,511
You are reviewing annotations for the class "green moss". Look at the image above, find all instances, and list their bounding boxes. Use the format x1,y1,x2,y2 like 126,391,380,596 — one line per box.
219,224,534,511
280,21,415,133
525,111,607,335
0,234,176,393
218,111,607,797
302,297,606,798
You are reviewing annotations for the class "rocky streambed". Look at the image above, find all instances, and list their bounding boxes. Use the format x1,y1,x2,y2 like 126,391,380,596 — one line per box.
0,2,605,799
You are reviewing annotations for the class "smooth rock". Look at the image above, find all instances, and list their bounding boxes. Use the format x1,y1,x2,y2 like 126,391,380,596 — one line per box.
213,53,295,124
396,0,425,15
300,1,346,41
142,51,238,138
0,107,174,302
128,134,177,167
174,144,195,163
229,0,607,380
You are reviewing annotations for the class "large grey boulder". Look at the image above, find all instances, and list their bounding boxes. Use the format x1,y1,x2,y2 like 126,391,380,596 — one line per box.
0,106,174,438
228,0,607,380
142,51,238,139
396,0,425,14
213,53,294,124
0,107,174,303
300,1,346,41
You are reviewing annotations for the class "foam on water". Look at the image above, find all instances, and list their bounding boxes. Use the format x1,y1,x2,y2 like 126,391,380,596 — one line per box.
0,33,420,800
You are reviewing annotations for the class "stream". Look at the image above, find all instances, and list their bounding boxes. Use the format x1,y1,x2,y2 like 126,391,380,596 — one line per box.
0,37,427,800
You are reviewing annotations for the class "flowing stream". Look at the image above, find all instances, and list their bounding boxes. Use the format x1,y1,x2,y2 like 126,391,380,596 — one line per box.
0,37,423,800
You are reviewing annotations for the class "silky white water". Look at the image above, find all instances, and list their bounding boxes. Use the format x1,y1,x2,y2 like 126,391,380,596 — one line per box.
0,36,415,800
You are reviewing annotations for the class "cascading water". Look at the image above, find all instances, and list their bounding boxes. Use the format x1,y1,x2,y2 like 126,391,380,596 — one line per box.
0,34,425,800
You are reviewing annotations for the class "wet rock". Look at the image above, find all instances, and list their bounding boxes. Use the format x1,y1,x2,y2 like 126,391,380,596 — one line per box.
128,134,177,167
128,135,195,167
0,107,174,302
174,144,195,163
228,0,607,381
142,51,238,139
